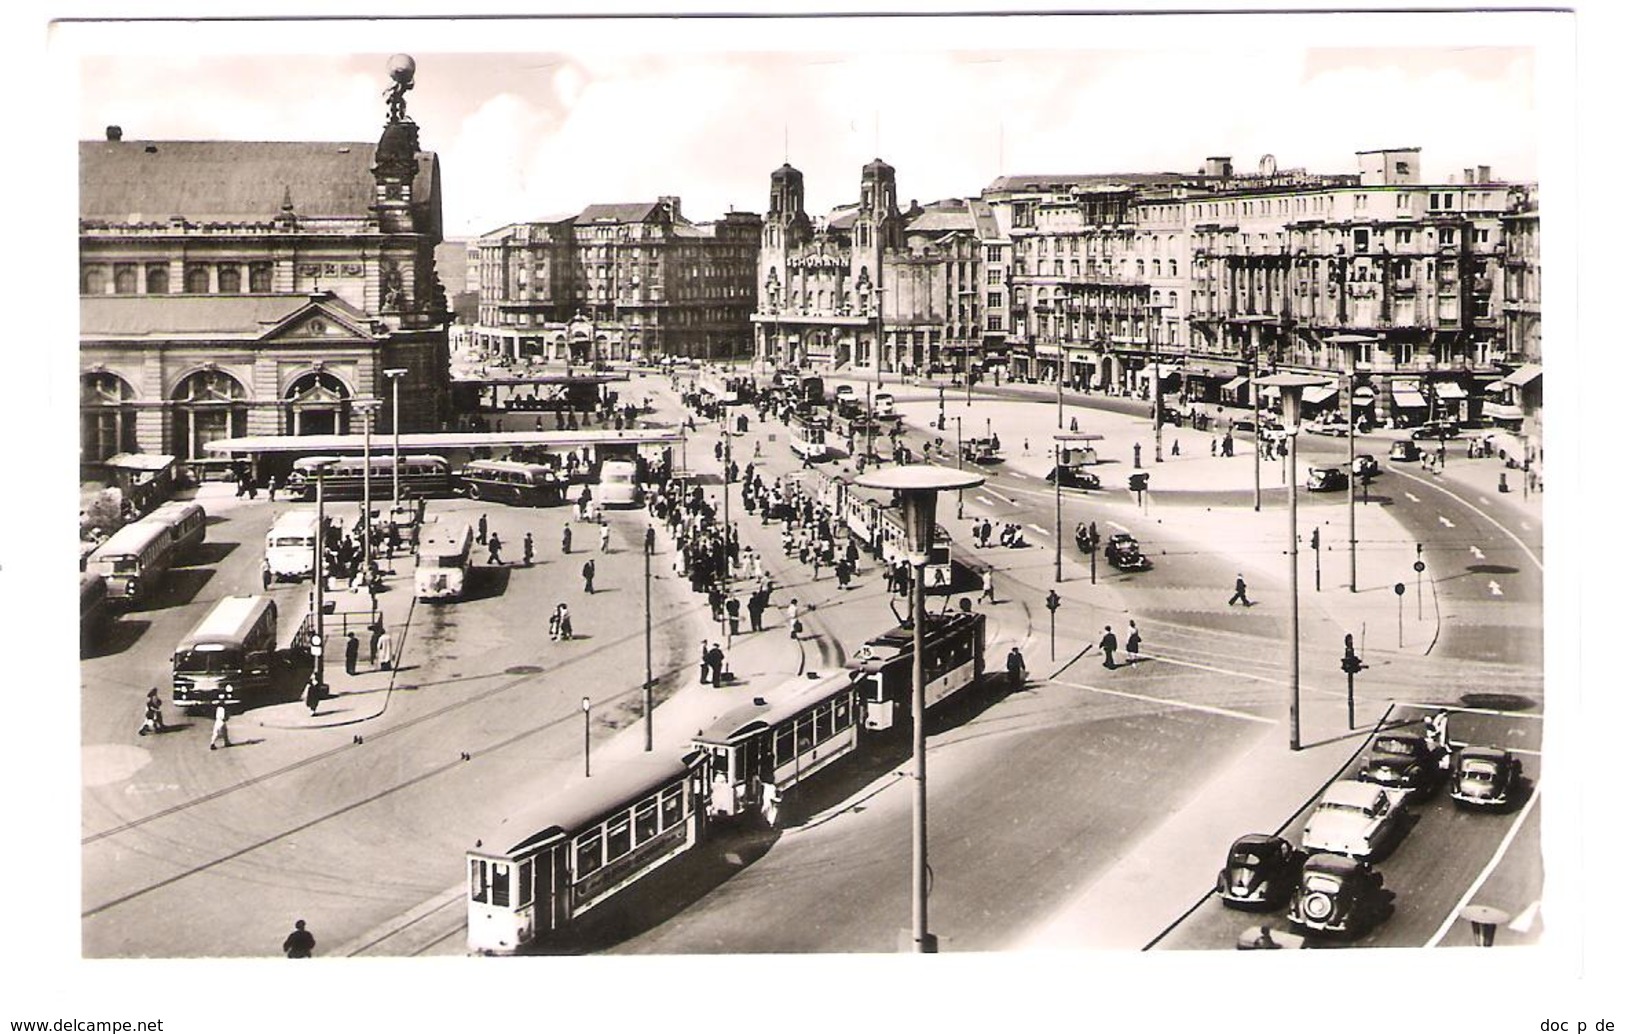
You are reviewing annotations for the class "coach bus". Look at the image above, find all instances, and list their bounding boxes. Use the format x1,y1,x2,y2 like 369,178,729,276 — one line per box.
457,459,567,507
84,520,177,606
170,594,279,709
286,455,451,501
265,509,322,582
139,500,207,556
416,522,474,601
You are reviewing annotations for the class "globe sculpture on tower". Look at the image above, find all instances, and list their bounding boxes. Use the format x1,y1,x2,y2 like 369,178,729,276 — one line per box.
384,54,416,123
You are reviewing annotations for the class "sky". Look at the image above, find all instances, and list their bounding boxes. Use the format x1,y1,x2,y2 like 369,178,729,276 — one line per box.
59,13,1554,239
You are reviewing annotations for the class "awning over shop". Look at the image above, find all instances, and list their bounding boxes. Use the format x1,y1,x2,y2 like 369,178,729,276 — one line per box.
1221,375,1250,392
1432,382,1468,400
1505,364,1543,388
1482,402,1524,422
1185,362,1240,379
1390,388,1427,408
1352,386,1376,400
1302,385,1340,405
1152,363,1182,379
1482,379,1509,392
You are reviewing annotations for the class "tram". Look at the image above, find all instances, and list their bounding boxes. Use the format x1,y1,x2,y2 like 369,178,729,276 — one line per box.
851,610,985,731
789,414,829,462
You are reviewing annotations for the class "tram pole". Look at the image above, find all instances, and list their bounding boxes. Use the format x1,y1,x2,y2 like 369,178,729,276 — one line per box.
644,539,653,752
582,697,592,777
384,368,407,511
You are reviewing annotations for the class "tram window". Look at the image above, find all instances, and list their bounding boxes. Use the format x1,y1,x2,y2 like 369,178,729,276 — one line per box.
492,863,511,908
575,832,603,877
471,859,489,904
661,785,684,828
774,725,795,765
517,859,534,908
813,703,832,743
795,715,814,754
834,695,851,731
634,799,659,842
606,815,632,861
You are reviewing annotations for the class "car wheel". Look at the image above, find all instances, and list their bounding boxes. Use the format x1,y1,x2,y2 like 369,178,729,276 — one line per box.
468,483,481,501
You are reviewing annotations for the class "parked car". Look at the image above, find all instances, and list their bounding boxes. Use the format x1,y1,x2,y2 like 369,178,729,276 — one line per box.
1308,414,1352,437
1388,440,1422,463
1352,454,1381,479
1358,733,1447,798
1449,746,1524,810
1047,466,1101,490
1287,852,1391,937
1410,419,1461,440
1300,779,1410,860
1216,834,1305,911
1306,467,1350,493
1103,532,1151,571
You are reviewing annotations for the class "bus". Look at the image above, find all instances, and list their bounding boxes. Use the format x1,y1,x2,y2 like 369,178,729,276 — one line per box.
596,460,643,508
457,459,566,507
84,521,176,606
286,455,451,501
789,414,829,462
80,573,110,653
171,594,279,709
265,509,322,582
416,522,474,601
140,500,207,556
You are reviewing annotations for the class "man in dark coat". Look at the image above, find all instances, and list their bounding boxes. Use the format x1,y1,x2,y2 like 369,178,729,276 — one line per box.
344,632,360,676
1099,625,1119,669
582,558,596,594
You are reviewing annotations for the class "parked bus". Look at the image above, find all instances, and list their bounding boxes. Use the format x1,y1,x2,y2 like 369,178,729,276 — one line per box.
286,455,451,501
80,573,110,653
140,500,207,556
171,594,279,709
596,459,643,508
416,522,474,601
457,459,567,507
265,509,322,582
84,520,176,606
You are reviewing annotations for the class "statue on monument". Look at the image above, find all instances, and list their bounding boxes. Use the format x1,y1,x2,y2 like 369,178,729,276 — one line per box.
383,54,416,124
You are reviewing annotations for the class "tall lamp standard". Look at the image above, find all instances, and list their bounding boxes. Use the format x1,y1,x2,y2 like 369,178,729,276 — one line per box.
1051,432,1100,583
1254,373,1332,751
383,369,407,510
353,397,381,602
306,456,338,695
855,465,985,953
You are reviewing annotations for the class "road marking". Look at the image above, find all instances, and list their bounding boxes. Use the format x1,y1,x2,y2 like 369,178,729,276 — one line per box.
1470,546,1485,560
1027,524,1051,537
1108,520,1129,532
1392,469,1544,574
1051,678,1276,725
1405,491,1421,503
1008,470,1030,479
1438,515,1455,529
1480,496,1492,506
977,495,995,506
1425,781,1541,948
1488,580,1503,596
1392,700,1544,721
1509,900,1541,934
987,489,1016,505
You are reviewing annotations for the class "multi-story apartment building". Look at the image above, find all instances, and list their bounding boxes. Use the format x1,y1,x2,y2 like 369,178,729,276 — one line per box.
469,199,761,363
1493,195,1541,443
79,69,451,470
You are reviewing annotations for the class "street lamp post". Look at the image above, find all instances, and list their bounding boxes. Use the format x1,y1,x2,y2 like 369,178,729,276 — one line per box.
719,430,733,651
1347,359,1358,594
582,697,593,777
1252,339,1264,512
855,465,984,954
1255,373,1332,751
354,397,381,603
307,457,338,696
383,369,407,510
1054,441,1063,583
644,531,654,752
954,416,964,519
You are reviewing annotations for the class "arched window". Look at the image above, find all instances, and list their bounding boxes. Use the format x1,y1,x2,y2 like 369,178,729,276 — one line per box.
217,266,241,293
1169,259,1178,278
185,265,210,293
248,263,272,293
81,372,137,462
146,265,170,294
284,370,351,436
171,369,248,459
81,266,107,295
114,265,138,294
1152,259,1162,277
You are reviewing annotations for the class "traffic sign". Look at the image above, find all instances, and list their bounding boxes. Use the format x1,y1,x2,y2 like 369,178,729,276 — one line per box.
1413,560,1426,573
1394,582,1405,595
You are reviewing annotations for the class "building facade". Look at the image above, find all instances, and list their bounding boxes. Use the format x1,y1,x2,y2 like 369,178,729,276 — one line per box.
469,199,761,363
79,66,451,469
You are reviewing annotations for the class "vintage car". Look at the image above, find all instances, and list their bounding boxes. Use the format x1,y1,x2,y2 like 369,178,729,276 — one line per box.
960,438,1004,464
1306,466,1350,493
1074,522,1099,553
1450,746,1524,810
1046,465,1102,490
1216,834,1305,910
1388,440,1422,463
1103,532,1151,571
1287,852,1390,937
1357,733,1447,798
1307,413,1352,437
1352,454,1381,479
1300,779,1410,860
1410,419,1462,441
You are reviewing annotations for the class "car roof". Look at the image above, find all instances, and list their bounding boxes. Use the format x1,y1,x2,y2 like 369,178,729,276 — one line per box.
1302,852,1363,875
1458,746,1511,762
1320,779,1386,808
1231,833,1285,850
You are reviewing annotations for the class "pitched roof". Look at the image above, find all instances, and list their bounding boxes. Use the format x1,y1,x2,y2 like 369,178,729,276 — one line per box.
80,293,371,339
577,202,664,224
983,172,1189,194
80,140,393,223
906,202,975,234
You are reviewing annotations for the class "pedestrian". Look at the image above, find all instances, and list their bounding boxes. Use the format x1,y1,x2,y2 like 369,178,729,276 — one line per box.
699,639,712,684
1228,574,1251,607
548,607,561,641
1006,646,1026,688
261,558,272,592
488,533,504,565
282,919,315,959
558,604,573,641
1425,709,1452,755
577,485,593,521
369,621,384,666
1171,439,1181,457
599,522,611,553
209,703,230,750
582,558,596,594
477,513,489,545
707,642,727,685
1099,625,1119,669
562,524,572,554
522,532,535,567
377,628,394,670
267,474,279,502
747,590,766,632
139,687,164,736
787,598,802,640
979,569,996,604
1211,438,1218,457
344,631,360,676
726,595,741,636
644,526,656,555
1126,620,1142,663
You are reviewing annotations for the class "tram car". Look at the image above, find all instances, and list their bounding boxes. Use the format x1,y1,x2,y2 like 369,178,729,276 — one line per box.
851,610,985,731
789,414,830,462
467,751,709,955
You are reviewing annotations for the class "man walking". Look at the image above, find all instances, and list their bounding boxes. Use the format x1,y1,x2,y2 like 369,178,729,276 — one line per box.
369,621,384,667
344,631,360,676
1099,625,1119,669
725,595,741,636
477,512,489,545
747,589,766,633
209,703,231,750
522,532,535,567
787,598,802,640
979,570,996,605
282,919,315,959
644,526,656,555
599,522,611,553
1228,574,1251,607
699,639,712,685
1006,646,1026,689
582,558,596,594
561,525,572,555
706,642,727,686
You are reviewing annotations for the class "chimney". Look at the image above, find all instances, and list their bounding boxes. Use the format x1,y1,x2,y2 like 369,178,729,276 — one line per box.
1464,168,1475,185
658,196,682,222
105,125,123,141
1478,165,1491,183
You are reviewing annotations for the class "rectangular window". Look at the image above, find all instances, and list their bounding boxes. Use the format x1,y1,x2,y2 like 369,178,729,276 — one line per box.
517,859,533,908
491,862,510,907
774,725,794,765
987,315,1003,332
987,292,1003,309
833,695,851,731
606,814,632,862
470,859,488,903
795,714,814,754
1397,229,1413,246
813,703,833,744
575,831,602,877
634,799,659,843
661,784,685,828
1353,229,1370,253
1440,228,1457,247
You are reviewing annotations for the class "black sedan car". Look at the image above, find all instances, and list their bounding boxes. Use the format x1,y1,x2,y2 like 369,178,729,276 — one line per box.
1046,465,1102,490
1217,834,1305,910
1104,532,1151,571
1450,746,1524,810
1352,454,1380,479
1357,733,1447,798
1287,852,1390,937
1410,419,1462,440
1306,466,1350,493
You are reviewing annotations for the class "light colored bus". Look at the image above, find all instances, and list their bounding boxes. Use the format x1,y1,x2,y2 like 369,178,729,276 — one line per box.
596,460,643,508
84,520,176,606
416,522,474,601
265,509,322,582
286,454,451,501
140,500,207,556
171,594,279,709
457,459,566,507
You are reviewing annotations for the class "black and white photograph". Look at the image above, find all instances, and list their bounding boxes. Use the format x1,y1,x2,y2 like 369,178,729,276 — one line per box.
6,2,1613,1031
